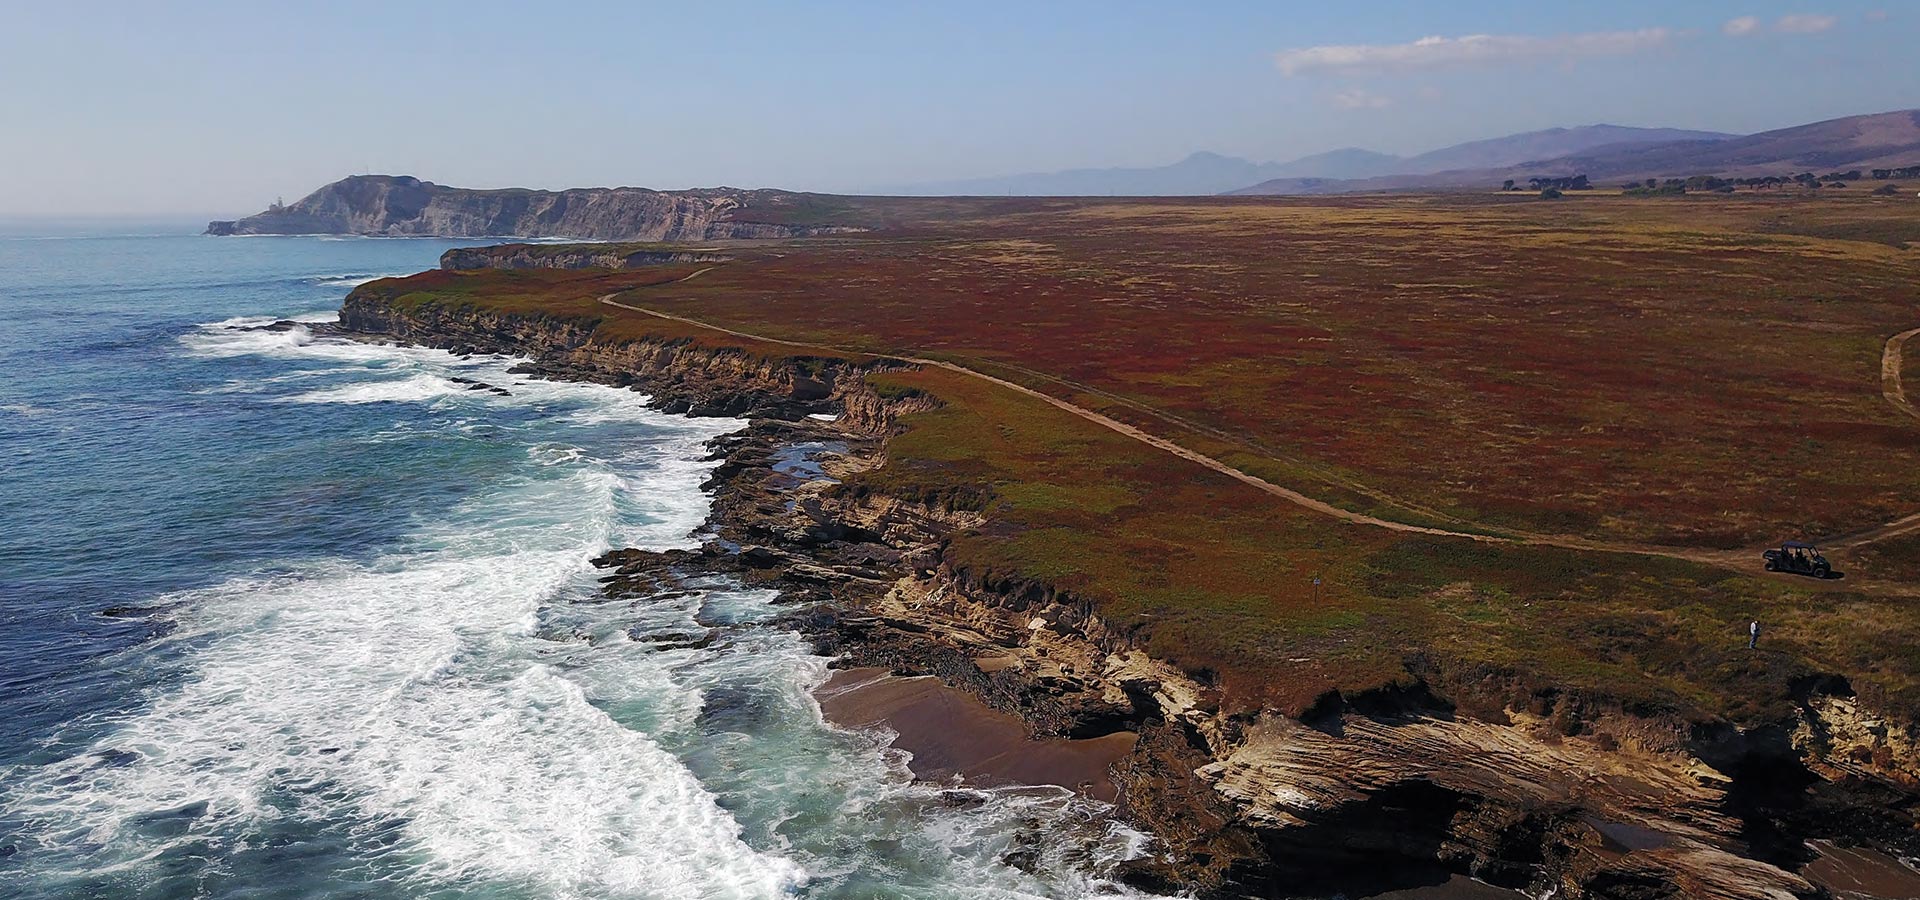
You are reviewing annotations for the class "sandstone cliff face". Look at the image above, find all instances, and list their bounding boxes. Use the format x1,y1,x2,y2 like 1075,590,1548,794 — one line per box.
209,175,866,241
722,438,1917,899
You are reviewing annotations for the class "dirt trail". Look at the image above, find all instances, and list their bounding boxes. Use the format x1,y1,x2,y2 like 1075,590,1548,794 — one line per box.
970,356,1508,537
600,294,1773,566
1815,327,1920,551
595,293,1920,589
1882,326,1920,421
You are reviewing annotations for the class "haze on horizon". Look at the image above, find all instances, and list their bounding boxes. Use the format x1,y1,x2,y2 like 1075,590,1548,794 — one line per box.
2,0,1916,218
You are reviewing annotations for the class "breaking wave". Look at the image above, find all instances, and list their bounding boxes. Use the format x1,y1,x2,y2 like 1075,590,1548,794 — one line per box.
3,314,1162,899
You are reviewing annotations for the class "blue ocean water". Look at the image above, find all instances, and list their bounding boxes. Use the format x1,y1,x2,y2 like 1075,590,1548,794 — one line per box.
0,226,1151,899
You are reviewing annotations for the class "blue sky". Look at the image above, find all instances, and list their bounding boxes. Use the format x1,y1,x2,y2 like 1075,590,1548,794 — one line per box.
1,1,1914,216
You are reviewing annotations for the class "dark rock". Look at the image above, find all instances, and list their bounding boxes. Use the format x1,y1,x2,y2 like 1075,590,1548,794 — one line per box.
100,604,166,618
739,546,788,568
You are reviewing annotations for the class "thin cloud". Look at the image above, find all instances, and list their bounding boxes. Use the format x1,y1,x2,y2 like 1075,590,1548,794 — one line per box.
1723,16,1761,36
1273,28,1674,76
1331,88,1392,110
1774,13,1838,33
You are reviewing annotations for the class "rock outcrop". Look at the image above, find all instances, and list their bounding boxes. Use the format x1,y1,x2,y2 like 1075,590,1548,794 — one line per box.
207,175,867,240
637,410,1920,899
337,286,1920,900
337,289,920,425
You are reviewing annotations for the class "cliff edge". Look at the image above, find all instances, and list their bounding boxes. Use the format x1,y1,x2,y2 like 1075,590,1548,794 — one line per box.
332,265,1920,899
206,174,868,241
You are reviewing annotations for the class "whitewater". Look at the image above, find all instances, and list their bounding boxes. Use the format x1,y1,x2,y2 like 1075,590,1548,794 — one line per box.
0,227,1153,899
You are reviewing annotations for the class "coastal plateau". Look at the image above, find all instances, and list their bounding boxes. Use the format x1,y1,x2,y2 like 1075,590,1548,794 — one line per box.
322,225,1920,898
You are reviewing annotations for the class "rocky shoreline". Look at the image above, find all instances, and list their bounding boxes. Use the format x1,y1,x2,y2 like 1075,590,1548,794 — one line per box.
328,291,1920,900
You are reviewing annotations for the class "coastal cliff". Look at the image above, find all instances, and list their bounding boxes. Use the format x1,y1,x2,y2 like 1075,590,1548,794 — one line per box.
207,175,868,240
335,277,1920,899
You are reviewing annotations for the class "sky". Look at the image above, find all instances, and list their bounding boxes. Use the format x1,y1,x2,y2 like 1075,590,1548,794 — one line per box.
1,0,1916,217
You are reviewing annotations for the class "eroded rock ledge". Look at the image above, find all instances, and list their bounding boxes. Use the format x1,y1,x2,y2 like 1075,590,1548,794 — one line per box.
336,291,1920,900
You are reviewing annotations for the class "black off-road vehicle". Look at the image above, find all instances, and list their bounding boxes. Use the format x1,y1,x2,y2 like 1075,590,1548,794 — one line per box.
1762,541,1832,579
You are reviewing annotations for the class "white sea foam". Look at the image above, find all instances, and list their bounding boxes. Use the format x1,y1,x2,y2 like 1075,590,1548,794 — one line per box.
206,314,282,329
529,444,587,466
557,582,1166,899
9,310,1162,898
178,321,324,359
2,411,797,897
313,273,404,289
283,372,467,405
179,318,472,366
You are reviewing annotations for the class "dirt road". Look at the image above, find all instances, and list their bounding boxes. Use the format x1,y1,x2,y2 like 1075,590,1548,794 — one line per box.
596,292,1920,589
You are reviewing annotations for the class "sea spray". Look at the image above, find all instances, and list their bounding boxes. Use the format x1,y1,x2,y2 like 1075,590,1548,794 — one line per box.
3,296,1163,899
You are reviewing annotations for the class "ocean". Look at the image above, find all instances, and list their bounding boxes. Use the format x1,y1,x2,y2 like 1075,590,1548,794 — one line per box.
0,225,1152,899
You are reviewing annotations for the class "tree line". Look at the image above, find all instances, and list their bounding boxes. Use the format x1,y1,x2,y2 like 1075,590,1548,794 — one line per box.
1496,166,1915,196
1622,171,1912,195
1502,176,1591,192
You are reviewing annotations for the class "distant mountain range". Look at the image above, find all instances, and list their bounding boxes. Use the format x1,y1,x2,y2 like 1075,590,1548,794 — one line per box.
876,111,1920,197
878,125,1736,197
872,151,1339,198
1232,109,1920,195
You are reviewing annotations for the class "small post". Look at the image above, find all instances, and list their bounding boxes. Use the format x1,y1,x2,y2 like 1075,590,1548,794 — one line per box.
1312,576,1322,606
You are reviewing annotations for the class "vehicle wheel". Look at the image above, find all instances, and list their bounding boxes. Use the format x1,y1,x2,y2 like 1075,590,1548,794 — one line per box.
1814,565,1831,579
1764,559,1777,572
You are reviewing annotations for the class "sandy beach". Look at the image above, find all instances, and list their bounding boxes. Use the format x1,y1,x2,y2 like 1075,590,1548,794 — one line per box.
814,667,1137,802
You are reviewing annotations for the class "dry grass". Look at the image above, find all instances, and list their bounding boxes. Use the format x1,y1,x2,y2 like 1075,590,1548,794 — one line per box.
347,192,1920,723
629,193,1920,550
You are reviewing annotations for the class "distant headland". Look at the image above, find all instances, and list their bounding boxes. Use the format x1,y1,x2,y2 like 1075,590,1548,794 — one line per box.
205,175,868,241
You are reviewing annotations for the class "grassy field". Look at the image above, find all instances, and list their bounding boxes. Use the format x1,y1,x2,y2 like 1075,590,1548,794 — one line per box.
849,362,1890,724
644,193,1920,551
351,192,1920,725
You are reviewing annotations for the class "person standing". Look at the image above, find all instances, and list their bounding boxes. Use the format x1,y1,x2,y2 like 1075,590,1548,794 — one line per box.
1749,620,1760,650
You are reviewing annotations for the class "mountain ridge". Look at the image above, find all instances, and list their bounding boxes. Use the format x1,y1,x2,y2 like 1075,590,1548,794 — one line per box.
873,124,1735,196
1231,109,1920,195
